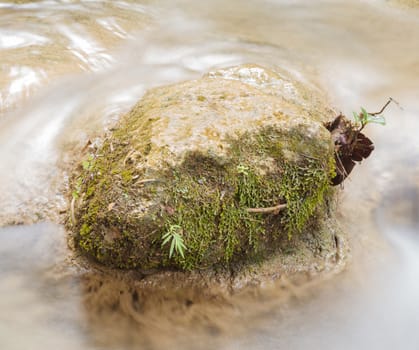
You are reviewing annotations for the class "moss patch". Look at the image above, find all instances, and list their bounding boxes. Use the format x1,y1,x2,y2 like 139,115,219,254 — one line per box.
69,123,335,271
161,127,335,270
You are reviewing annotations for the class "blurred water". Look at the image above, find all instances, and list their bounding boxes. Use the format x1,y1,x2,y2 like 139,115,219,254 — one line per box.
0,0,419,349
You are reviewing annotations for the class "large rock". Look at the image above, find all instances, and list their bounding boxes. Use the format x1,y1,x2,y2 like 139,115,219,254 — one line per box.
68,64,337,271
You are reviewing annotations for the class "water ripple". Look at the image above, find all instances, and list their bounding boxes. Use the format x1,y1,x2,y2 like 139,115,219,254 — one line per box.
0,29,50,49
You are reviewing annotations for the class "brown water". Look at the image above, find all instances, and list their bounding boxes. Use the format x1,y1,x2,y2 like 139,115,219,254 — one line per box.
1,1,419,349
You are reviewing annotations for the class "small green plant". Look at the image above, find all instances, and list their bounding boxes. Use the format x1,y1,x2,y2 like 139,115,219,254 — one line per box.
352,97,403,131
82,154,94,171
352,98,392,132
326,97,399,185
236,164,249,176
72,178,83,199
353,106,386,129
162,224,187,259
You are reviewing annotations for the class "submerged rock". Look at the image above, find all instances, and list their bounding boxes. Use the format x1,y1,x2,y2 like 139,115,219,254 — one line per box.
68,64,337,271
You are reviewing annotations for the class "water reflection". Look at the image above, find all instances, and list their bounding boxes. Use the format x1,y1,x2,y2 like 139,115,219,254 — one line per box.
80,272,234,350
0,0,151,112
0,29,49,49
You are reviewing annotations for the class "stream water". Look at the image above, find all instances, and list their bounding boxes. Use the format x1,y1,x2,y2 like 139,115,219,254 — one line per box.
1,0,419,349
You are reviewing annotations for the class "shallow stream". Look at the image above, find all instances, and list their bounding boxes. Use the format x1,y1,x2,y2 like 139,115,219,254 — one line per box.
1,1,419,349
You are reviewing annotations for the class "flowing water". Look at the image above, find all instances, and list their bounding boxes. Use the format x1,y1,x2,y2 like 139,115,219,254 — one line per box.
1,0,419,349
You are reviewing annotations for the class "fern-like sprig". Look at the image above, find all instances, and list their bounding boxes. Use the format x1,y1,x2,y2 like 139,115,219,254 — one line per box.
162,224,186,259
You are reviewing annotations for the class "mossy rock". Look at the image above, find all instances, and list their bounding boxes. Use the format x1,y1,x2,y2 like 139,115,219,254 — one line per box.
68,64,337,271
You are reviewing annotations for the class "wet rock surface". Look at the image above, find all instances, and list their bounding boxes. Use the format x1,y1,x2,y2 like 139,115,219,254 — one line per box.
68,64,340,272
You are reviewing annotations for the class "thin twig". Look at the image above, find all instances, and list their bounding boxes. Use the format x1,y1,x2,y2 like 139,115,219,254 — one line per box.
70,196,76,225
358,97,399,133
369,97,400,116
390,97,403,111
335,151,349,179
300,153,321,161
136,178,161,185
246,203,287,214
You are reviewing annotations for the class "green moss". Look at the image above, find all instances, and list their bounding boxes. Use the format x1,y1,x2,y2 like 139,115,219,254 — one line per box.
279,158,334,238
120,169,134,184
80,223,91,236
68,100,165,269
157,126,335,270
69,115,335,271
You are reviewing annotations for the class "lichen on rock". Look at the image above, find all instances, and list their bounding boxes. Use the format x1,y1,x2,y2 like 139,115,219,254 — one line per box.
68,64,337,271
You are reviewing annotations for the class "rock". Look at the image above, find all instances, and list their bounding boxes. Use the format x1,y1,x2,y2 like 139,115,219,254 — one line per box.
68,64,337,271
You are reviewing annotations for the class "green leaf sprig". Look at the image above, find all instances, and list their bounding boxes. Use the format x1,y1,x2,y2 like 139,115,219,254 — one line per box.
162,224,187,259
353,107,386,128
352,97,401,133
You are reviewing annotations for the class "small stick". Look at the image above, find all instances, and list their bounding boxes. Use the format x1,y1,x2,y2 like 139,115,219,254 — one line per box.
358,97,400,133
246,203,287,214
70,196,77,225
136,178,161,185
335,151,350,179
368,97,401,116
